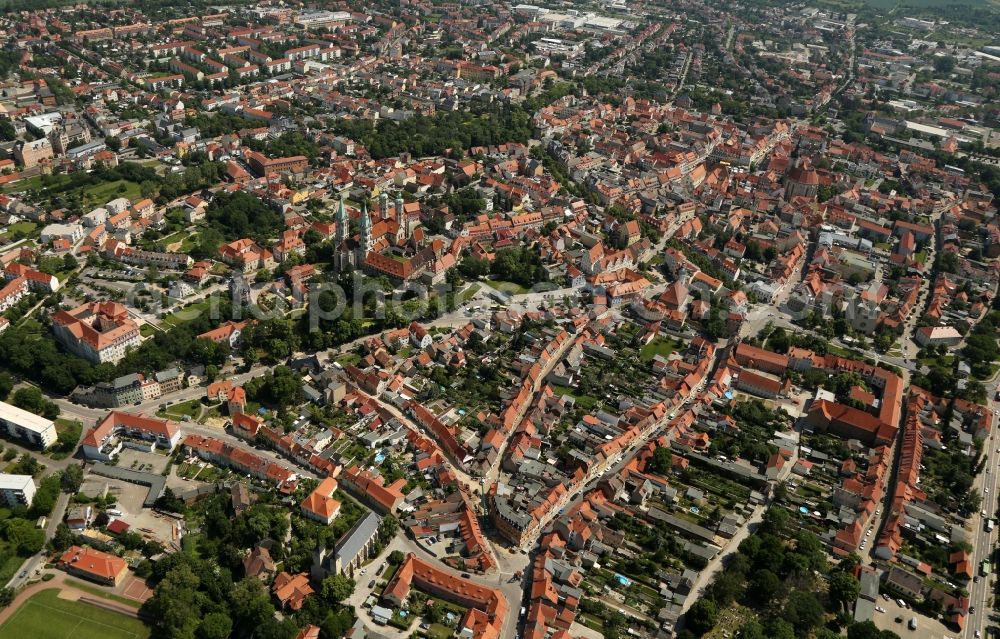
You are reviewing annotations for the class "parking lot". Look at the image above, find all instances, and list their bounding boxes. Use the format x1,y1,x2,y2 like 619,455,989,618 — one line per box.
116,449,171,475
420,534,459,557
872,595,957,638
84,472,179,548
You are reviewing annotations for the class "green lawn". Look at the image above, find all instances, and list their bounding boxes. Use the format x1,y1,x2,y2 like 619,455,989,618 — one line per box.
0,588,150,639
49,419,83,460
459,283,481,303
640,337,676,362
2,221,37,237
491,280,529,295
426,624,453,639
164,399,202,419
8,174,73,193
336,353,361,367
0,553,23,586
81,180,142,209
160,300,212,327
156,231,187,247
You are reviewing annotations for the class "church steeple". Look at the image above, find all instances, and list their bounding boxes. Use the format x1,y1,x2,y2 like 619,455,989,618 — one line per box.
335,194,348,245
395,193,405,237
360,200,373,255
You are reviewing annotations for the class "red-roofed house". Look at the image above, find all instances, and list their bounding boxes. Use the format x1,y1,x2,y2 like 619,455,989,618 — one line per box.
272,571,314,610
81,411,181,461
58,545,128,586
300,477,341,525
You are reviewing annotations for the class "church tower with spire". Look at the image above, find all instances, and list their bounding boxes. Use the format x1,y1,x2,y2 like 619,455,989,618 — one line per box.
335,194,349,245
357,201,373,265
395,193,406,240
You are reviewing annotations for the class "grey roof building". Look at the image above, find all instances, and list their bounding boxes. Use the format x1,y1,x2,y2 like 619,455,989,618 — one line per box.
312,511,382,581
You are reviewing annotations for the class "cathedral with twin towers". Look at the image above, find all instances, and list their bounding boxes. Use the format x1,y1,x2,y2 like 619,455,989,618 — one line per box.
332,191,449,284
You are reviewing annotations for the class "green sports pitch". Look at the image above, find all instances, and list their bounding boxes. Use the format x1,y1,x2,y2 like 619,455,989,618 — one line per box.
0,589,150,639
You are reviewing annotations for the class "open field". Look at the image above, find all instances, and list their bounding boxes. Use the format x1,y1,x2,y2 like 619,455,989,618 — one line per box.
160,300,212,327
80,180,142,209
1,221,37,238
490,280,529,295
0,589,150,639
640,337,676,362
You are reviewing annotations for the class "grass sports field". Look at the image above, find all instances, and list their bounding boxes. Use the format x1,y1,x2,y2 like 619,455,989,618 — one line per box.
0,589,150,639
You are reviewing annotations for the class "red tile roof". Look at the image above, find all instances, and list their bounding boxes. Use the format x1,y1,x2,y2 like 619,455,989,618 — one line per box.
58,545,127,582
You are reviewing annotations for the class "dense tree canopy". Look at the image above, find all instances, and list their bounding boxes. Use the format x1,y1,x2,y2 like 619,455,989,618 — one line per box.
205,191,285,242
491,246,549,288
333,105,533,160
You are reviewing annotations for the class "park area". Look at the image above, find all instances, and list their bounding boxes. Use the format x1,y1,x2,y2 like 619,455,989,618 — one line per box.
0,588,150,639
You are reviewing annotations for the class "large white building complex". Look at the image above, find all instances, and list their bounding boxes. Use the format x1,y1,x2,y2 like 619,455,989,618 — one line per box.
0,400,57,449
0,473,36,507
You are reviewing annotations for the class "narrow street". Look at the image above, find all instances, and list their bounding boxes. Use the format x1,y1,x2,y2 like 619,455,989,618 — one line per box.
6,491,71,590
966,371,1000,639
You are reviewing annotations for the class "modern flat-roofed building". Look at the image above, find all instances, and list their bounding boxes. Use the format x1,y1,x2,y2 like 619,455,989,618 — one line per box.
0,400,57,449
0,473,35,506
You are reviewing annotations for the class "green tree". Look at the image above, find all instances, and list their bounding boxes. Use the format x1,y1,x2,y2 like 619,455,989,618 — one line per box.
709,570,743,606
319,609,354,638
748,569,781,607
736,620,765,639
198,612,233,639
648,446,673,475
829,571,860,612
847,622,882,639
760,507,790,536
11,454,41,477
144,563,202,639
685,598,717,636
763,618,796,639
933,55,956,74
4,519,45,554
205,191,284,242
61,465,83,492
321,574,355,603
784,590,824,635
11,387,59,420
458,255,491,279
231,577,275,630
50,523,74,552
0,373,11,401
